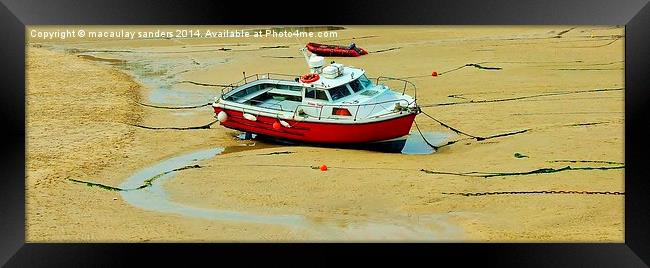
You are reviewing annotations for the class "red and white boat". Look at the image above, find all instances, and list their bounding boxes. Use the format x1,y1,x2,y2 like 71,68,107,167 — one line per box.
306,42,368,57
212,48,419,144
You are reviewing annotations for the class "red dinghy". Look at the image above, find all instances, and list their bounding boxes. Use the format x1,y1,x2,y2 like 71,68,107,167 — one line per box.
306,42,368,57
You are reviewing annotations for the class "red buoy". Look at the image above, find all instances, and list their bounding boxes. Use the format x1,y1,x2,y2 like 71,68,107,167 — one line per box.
431,71,438,77
272,121,281,130
320,164,328,171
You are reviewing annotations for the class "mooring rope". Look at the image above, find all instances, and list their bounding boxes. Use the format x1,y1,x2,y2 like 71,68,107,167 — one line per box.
418,110,483,139
176,80,232,87
136,101,211,109
418,88,623,108
421,164,624,178
400,63,503,79
413,119,441,150
128,120,218,130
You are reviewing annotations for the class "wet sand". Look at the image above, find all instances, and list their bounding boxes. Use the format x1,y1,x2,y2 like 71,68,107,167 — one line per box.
26,26,624,241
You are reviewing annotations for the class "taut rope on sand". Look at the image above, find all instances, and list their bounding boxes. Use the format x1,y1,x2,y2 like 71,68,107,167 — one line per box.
128,120,218,130
136,101,211,109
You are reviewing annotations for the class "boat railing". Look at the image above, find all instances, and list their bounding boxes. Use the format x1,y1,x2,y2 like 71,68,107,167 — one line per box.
245,99,286,111
220,96,413,121
291,98,413,121
372,76,418,100
220,73,418,101
219,73,301,97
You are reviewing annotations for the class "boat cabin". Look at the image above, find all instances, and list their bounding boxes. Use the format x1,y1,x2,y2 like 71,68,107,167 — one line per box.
223,67,376,112
219,62,415,122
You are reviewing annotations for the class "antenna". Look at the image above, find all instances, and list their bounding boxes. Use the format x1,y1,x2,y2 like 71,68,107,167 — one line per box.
300,47,311,66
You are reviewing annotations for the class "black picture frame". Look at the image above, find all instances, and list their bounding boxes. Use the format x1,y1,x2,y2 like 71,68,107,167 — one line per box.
1,0,648,266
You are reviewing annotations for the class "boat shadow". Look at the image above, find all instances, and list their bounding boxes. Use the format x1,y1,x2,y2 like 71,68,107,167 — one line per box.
236,132,451,155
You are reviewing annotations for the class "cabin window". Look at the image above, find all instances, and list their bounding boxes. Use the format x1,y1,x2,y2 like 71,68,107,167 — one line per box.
328,85,352,100
315,90,329,100
305,88,315,98
348,75,372,93
305,88,329,101
358,74,373,88
348,79,364,92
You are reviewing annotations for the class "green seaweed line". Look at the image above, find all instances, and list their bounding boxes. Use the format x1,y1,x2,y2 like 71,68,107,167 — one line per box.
68,164,202,192
67,178,123,191
420,165,624,178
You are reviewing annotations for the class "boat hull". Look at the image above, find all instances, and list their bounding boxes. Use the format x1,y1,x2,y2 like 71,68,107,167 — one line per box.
214,107,416,144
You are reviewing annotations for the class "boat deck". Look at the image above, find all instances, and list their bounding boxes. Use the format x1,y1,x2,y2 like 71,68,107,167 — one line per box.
256,98,301,112
230,85,303,112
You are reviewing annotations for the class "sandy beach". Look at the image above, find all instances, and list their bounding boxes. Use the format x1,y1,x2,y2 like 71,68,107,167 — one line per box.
26,26,624,241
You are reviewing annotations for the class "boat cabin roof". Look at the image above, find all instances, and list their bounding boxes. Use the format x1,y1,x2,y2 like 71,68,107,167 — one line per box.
305,66,365,89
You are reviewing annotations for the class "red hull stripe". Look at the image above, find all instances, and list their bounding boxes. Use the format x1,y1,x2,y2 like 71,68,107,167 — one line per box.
214,107,415,144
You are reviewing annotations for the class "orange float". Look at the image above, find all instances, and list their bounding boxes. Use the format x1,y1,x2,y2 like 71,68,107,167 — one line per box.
300,73,320,83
